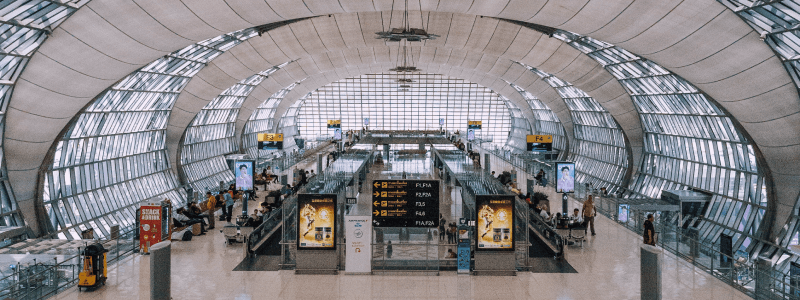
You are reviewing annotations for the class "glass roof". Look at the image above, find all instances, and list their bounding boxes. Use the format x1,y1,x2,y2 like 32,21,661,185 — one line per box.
553,29,766,255
506,81,568,155
0,0,90,232
242,79,304,160
517,62,629,193
180,61,293,192
41,27,258,239
292,73,512,147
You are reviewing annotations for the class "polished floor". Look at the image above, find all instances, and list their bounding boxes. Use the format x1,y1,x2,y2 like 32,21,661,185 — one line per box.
52,199,750,300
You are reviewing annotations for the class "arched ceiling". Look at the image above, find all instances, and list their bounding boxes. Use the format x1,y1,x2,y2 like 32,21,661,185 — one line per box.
4,0,798,240
161,13,636,180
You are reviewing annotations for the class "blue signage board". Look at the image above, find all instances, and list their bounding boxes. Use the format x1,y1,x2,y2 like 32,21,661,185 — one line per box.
457,224,471,274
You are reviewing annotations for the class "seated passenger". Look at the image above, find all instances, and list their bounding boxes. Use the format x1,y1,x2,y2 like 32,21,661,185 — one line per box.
445,249,457,259
569,208,585,228
245,209,262,227
539,205,553,224
174,208,207,234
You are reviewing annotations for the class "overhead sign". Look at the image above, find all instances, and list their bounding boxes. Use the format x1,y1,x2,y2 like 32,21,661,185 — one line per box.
298,194,337,250
372,180,439,227
258,133,284,150
327,120,341,128
527,135,553,152
467,121,482,129
476,196,514,251
345,216,372,274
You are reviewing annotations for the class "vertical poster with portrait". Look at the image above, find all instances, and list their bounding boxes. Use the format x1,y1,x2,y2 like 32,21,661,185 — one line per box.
467,129,475,141
364,118,369,126
555,162,575,193
297,194,337,250
234,160,254,191
618,204,630,223
333,128,342,141
475,196,514,251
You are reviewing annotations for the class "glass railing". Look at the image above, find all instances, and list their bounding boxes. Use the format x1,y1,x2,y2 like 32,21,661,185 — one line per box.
0,229,137,300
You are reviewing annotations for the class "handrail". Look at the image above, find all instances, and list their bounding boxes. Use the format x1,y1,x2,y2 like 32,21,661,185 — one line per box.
0,228,138,300
525,203,564,257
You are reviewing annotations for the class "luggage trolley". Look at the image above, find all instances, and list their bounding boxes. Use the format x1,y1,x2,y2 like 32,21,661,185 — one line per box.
78,243,108,291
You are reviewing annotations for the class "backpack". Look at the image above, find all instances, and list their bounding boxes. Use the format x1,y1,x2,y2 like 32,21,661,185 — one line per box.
181,230,193,241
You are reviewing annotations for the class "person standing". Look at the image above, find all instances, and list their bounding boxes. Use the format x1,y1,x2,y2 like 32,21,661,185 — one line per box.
643,214,656,246
438,217,446,241
205,192,216,230
222,191,234,223
582,195,597,236
386,241,393,259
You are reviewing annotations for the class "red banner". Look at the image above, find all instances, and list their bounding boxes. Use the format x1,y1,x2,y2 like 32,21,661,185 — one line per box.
139,205,163,253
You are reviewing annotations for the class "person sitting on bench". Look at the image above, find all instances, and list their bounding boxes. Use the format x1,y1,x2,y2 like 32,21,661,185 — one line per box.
569,208,585,229
174,208,207,234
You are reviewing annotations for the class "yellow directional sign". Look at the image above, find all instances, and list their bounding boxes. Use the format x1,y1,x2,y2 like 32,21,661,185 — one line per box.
527,135,553,143
257,133,283,142
373,191,380,197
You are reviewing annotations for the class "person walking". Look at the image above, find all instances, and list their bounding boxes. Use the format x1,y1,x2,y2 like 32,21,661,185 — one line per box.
582,195,597,236
643,214,656,246
222,190,234,223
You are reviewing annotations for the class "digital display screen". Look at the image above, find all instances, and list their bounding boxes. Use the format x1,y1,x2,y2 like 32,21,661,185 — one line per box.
527,143,552,152
234,161,254,191
439,118,445,125
476,196,514,251
467,129,475,141
333,128,342,140
618,204,629,223
364,118,369,125
555,162,575,193
371,180,439,227
258,133,284,150
298,194,337,250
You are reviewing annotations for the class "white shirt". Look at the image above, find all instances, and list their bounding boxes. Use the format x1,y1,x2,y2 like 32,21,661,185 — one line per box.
571,214,583,223
539,210,550,221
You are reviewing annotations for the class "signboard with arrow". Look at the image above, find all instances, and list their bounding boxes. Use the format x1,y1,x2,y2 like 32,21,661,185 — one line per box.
371,180,439,227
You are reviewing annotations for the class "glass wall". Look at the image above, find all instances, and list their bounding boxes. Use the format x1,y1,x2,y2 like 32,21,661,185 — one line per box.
553,30,766,255
180,61,292,192
517,62,629,193
41,28,259,239
294,73,512,146
0,0,89,229
507,81,568,156
716,0,800,267
242,80,304,159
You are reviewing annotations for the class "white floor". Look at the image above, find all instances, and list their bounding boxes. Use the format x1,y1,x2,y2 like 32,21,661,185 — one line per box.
52,201,751,300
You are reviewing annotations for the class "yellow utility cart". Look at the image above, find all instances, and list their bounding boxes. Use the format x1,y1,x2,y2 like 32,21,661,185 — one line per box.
78,243,107,291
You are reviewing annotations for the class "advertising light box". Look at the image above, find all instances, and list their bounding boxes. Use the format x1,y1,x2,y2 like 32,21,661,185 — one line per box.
298,194,337,250
476,196,514,251
555,162,575,194
234,160,254,191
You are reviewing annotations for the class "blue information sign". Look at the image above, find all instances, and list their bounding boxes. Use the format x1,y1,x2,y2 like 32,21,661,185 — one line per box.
457,223,471,274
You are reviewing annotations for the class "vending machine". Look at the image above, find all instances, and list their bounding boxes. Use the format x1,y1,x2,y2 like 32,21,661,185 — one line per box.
138,200,172,254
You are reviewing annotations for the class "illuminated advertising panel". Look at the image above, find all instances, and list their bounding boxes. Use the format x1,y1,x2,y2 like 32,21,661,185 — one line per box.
234,161,254,191
555,162,575,193
476,196,514,251
298,194,337,250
